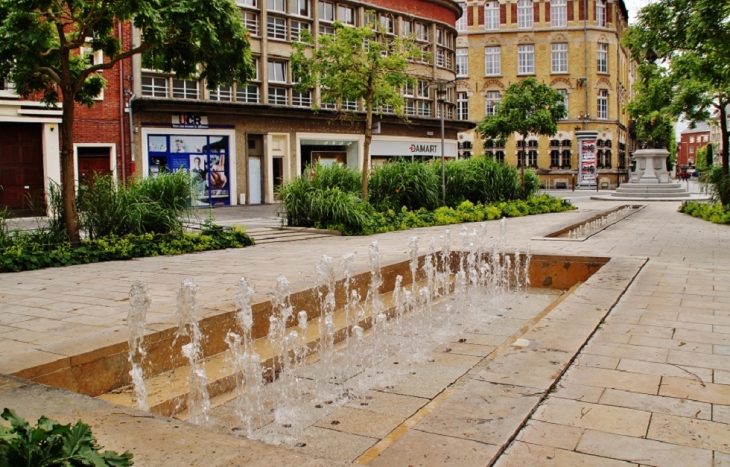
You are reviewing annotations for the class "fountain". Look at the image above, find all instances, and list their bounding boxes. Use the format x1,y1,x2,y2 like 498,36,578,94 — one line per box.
88,220,610,453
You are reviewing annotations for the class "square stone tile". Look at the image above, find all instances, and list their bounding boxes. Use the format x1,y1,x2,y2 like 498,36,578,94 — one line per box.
533,397,651,437
584,341,668,363
616,359,713,382
472,347,572,390
496,441,636,467
577,429,713,467
314,406,407,439
415,380,542,445
574,353,620,369
648,413,730,454
562,366,661,395
369,429,499,467
552,382,605,403
294,426,377,463
517,419,584,451
599,388,711,420
629,336,713,354
713,405,730,424
667,350,730,371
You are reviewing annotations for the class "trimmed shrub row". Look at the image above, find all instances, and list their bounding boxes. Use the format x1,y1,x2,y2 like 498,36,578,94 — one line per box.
679,202,730,225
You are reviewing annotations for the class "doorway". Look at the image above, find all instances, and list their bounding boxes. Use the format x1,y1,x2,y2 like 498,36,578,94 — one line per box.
0,123,45,216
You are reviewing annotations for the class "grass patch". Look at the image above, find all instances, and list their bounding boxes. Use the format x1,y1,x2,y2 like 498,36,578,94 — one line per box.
679,201,730,225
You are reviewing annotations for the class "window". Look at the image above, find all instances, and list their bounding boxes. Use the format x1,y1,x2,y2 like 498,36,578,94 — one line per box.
338,5,355,24
551,43,568,73
269,86,289,105
690,146,694,154
402,20,412,36
236,0,256,6
562,149,572,168
597,43,608,73
318,1,334,21
404,81,414,97
551,0,567,27
380,15,394,34
689,136,695,143
597,89,608,119
417,100,431,116
517,44,534,74
456,3,467,31
456,48,468,77
141,76,168,97
405,100,416,115
596,0,606,27
236,84,260,103
210,86,233,101
319,24,335,35
437,49,446,67
268,60,287,82
242,11,259,36
289,0,309,16
485,1,500,30
517,0,533,29
485,91,500,116
172,79,199,99
457,92,469,120
484,46,501,75
415,22,428,42
292,89,312,107
290,20,310,40
557,89,569,117
417,80,429,98
267,16,287,40
550,150,560,168
267,0,285,11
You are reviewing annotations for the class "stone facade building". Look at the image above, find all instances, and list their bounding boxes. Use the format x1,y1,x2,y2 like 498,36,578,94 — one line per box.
454,0,637,188
131,0,469,206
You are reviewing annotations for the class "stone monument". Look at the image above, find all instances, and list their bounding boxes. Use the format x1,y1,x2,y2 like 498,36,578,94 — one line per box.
611,148,690,199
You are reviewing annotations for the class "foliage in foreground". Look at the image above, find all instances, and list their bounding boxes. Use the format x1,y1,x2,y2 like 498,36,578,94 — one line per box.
0,223,253,273
679,202,730,225
0,408,133,466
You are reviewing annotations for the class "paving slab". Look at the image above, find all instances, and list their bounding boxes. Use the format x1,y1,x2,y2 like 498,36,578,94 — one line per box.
2,200,730,466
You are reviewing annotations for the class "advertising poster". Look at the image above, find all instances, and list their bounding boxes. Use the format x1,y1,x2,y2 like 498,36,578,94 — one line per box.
147,135,230,206
580,139,597,185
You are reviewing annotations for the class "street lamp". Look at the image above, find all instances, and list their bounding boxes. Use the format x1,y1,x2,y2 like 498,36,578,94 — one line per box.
436,80,456,206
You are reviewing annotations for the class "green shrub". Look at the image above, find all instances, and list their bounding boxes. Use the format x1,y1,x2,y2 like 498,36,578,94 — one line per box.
369,160,441,212
705,166,730,206
308,163,360,193
0,228,253,273
79,172,196,239
679,201,730,225
0,408,133,466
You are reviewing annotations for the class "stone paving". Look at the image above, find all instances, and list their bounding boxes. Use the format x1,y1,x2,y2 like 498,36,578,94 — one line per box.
1,195,729,466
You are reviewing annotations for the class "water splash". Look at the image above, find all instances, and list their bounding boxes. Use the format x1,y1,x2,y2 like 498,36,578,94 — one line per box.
175,279,210,426
127,281,150,411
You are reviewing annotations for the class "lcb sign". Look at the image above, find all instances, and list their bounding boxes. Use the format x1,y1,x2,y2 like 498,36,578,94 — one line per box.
172,114,209,128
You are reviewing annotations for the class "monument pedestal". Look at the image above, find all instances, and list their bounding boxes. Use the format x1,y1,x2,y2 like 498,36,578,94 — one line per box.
611,148,690,199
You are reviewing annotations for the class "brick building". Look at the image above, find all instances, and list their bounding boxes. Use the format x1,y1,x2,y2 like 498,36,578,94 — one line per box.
0,23,134,216
453,0,637,189
678,122,710,170
131,0,470,206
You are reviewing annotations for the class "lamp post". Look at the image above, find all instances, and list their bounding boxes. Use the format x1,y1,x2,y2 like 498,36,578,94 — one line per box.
436,80,456,206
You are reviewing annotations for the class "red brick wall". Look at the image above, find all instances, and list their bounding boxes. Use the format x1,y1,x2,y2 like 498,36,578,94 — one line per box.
72,21,133,180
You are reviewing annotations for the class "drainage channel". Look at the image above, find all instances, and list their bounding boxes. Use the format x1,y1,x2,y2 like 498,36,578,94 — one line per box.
534,204,645,242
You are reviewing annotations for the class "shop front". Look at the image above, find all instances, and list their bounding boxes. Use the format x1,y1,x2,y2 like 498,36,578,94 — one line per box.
141,123,237,207
370,137,458,165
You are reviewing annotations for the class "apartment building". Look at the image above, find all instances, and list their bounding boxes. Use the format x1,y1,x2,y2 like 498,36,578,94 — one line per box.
131,0,470,206
678,122,710,169
454,0,637,188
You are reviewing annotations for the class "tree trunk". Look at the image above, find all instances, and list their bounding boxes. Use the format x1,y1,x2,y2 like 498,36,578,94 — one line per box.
60,89,80,244
362,86,374,200
720,103,729,177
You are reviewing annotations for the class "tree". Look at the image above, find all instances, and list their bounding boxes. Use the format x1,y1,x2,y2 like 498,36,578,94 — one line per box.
476,78,566,197
623,0,730,182
624,62,676,150
291,20,423,200
0,0,254,243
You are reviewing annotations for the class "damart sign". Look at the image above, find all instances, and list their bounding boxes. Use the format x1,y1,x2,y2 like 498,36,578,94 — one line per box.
370,139,457,157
